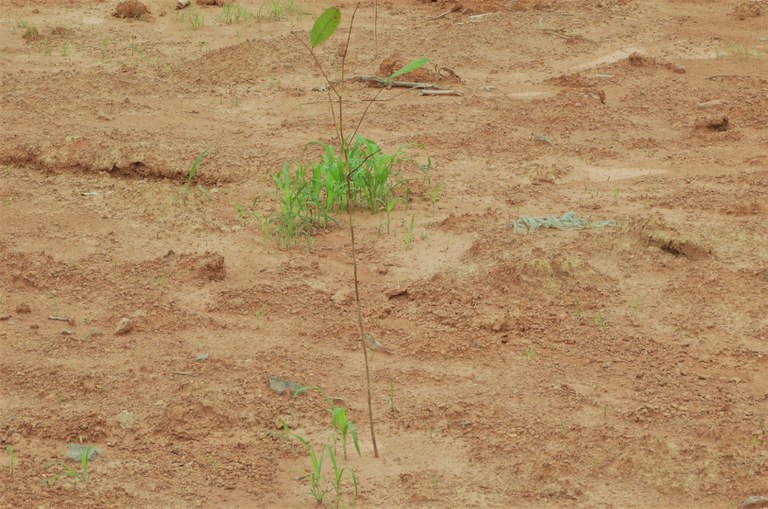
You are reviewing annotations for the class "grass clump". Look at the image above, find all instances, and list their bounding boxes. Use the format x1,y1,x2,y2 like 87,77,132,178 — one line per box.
218,3,253,24
274,387,360,507
265,136,427,243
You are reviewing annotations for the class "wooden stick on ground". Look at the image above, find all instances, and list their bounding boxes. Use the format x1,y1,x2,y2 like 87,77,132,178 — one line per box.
347,75,442,89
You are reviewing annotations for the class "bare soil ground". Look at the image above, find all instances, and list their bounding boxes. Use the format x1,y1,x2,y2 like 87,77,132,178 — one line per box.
2,0,768,507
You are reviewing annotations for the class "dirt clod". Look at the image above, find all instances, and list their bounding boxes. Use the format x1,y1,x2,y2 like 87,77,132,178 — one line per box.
114,0,149,19
695,115,729,132
733,1,764,20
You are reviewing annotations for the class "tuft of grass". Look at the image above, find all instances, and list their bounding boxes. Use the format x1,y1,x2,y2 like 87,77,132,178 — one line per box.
274,387,359,507
22,26,40,42
260,0,303,20
178,8,204,30
594,310,606,331
264,136,423,243
41,445,96,487
218,3,253,24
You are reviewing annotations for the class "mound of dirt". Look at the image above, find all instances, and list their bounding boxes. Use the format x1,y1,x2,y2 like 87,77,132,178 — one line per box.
113,0,149,19
733,0,764,19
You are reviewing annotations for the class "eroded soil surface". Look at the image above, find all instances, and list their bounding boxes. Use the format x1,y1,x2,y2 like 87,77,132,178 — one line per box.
2,0,768,507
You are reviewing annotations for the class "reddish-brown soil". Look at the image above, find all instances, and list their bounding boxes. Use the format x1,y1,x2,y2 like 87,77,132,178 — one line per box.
2,0,768,507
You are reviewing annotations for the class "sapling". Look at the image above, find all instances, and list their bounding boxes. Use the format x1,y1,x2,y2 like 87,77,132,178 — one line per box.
296,5,428,458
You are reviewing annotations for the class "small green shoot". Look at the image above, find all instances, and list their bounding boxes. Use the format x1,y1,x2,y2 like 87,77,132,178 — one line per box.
523,345,537,362
261,0,302,20
190,11,204,30
7,446,15,475
386,382,396,412
42,444,96,487
594,310,606,331
218,3,252,24
254,304,267,326
327,445,358,509
403,214,416,247
574,299,584,322
332,406,360,460
182,148,209,203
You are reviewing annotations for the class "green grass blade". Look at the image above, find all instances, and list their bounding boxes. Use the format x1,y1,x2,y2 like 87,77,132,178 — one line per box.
188,148,209,183
310,7,340,48
349,422,360,457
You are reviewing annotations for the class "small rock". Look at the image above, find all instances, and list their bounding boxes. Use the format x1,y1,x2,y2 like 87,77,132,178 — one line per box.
268,375,302,397
0,314,10,321
61,329,75,336
116,410,135,430
740,495,768,509
696,99,724,109
115,317,132,335
384,287,408,298
195,353,209,362
331,288,352,305
15,303,31,314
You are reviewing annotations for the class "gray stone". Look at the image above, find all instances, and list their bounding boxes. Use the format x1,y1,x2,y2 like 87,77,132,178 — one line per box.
740,496,768,509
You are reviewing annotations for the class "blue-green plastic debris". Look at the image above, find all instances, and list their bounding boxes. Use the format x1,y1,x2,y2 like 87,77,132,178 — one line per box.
511,211,616,234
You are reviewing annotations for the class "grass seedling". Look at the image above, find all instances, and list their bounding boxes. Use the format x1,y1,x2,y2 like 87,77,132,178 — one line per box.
42,444,95,487
574,299,584,322
22,26,40,42
307,443,326,503
219,3,252,24
403,214,416,247
595,310,606,331
332,406,360,460
386,382,396,412
327,445,358,509
523,345,537,362
260,0,302,20
383,196,398,233
274,405,358,508
191,12,204,30
100,37,111,59
155,271,168,288
7,446,15,475
182,148,209,203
